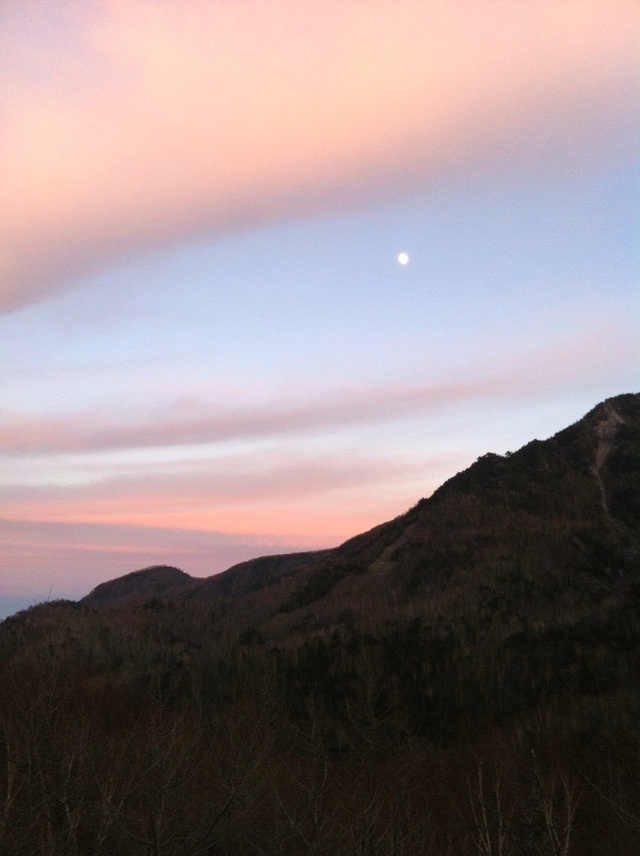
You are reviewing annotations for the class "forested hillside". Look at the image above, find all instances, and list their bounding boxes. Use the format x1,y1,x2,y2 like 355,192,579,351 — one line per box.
1,393,638,855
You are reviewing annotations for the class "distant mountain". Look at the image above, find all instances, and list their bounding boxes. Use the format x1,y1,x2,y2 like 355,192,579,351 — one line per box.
83,551,332,605
83,564,192,604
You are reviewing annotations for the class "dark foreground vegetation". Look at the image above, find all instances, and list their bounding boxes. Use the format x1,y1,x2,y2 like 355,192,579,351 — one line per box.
1,393,639,855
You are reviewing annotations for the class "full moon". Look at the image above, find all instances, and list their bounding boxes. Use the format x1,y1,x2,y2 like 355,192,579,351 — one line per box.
398,252,409,265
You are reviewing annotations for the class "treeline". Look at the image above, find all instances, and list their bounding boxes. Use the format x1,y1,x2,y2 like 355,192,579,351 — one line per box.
1,596,640,854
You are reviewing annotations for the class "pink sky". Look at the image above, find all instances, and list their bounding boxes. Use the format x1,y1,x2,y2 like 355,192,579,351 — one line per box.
1,1,636,311
0,1,638,612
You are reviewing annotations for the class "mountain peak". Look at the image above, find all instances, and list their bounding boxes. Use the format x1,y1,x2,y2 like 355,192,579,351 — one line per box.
84,565,192,605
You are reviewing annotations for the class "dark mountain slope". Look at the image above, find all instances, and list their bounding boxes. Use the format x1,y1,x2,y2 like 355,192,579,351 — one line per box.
246,392,640,639
81,393,639,636
83,564,192,604
185,549,332,599
83,551,331,605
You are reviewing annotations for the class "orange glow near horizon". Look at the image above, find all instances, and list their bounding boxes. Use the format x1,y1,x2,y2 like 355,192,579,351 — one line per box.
0,489,420,544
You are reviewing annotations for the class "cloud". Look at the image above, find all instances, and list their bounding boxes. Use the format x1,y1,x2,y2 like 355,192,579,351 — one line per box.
1,322,635,455
1,441,459,569
1,443,465,558
0,380,476,454
1,0,637,313
1,451,419,512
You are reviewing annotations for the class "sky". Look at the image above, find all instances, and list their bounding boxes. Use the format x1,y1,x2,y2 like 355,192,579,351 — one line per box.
1,0,638,618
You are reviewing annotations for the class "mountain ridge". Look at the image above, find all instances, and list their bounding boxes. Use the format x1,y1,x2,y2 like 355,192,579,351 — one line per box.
81,392,639,630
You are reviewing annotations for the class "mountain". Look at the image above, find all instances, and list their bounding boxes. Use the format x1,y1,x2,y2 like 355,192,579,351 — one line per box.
2,392,639,856
82,392,640,641
83,550,331,605
82,564,192,604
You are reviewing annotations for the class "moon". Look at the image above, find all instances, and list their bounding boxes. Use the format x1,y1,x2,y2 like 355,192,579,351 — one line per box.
398,252,409,265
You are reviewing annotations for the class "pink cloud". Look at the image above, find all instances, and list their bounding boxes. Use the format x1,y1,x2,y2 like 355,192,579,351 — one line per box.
0,323,635,454
0,380,476,453
1,452,418,512
1,0,637,312
0,449,462,583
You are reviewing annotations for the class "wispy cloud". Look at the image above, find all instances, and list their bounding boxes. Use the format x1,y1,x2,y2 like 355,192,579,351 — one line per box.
2,439,464,590
0,380,479,453
1,0,636,313
1,324,634,454
1,452,419,512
